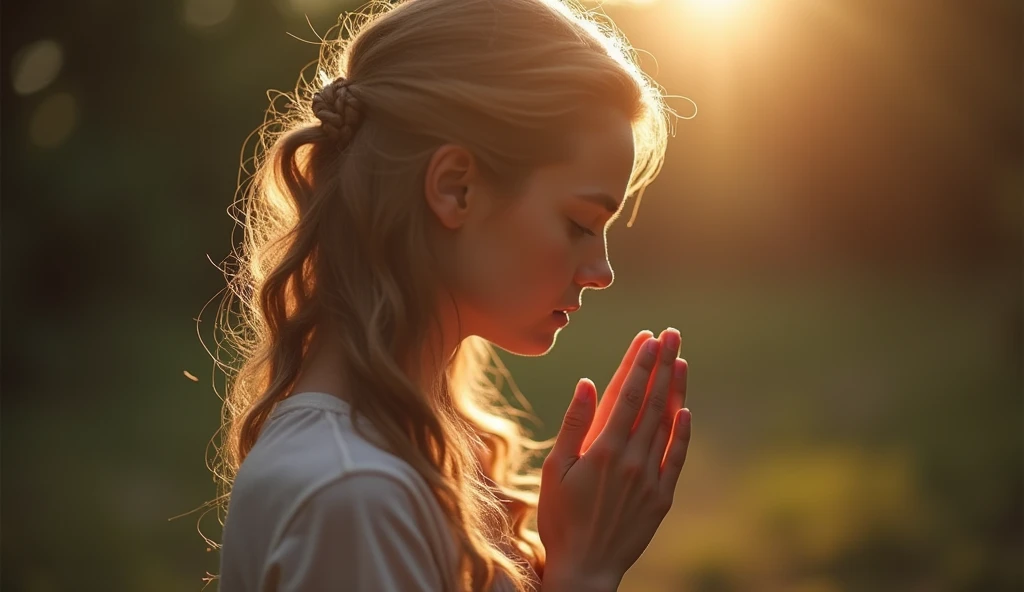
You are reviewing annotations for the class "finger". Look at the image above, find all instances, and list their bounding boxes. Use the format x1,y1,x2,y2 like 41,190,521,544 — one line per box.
628,329,680,456
659,408,692,497
658,357,687,435
583,330,653,452
676,357,689,412
647,358,686,477
593,337,659,448
546,378,597,476
606,330,654,401
646,420,671,478
633,328,673,432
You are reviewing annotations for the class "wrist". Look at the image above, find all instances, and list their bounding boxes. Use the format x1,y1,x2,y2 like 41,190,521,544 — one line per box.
541,560,621,592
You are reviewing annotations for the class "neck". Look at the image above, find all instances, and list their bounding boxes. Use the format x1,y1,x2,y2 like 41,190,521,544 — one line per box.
291,308,463,403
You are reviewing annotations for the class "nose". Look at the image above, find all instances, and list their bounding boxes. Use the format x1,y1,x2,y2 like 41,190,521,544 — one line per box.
577,256,614,291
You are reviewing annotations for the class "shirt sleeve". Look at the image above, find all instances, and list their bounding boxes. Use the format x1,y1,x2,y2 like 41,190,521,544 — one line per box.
266,472,448,591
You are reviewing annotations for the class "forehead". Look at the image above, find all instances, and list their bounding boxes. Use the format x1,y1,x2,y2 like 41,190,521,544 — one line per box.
529,111,635,207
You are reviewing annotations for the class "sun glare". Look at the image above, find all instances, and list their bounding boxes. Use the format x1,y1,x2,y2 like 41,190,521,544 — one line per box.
687,0,749,19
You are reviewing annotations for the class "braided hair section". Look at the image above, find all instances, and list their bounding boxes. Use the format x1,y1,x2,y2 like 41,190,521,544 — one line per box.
311,77,364,147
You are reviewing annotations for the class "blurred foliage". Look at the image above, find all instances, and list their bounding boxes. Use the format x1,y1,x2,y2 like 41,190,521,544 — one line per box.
1,0,1020,591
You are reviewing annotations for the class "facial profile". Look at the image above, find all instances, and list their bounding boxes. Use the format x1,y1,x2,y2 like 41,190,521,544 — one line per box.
424,107,636,356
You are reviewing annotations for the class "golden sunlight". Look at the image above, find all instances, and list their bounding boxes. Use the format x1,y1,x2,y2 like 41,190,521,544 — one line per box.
686,0,751,19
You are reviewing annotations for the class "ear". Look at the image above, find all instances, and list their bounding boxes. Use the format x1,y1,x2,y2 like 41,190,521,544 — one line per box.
423,144,478,230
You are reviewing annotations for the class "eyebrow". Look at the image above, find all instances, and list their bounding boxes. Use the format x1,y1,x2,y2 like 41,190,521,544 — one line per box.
575,192,623,214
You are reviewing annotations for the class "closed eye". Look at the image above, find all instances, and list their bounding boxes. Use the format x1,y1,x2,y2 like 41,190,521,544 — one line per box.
569,218,596,238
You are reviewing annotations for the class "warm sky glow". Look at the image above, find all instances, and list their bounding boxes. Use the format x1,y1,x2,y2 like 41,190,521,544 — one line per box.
686,0,751,19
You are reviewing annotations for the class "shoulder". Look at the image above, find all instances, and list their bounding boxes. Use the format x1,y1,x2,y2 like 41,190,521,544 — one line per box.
302,469,427,519
283,468,456,552
239,402,427,504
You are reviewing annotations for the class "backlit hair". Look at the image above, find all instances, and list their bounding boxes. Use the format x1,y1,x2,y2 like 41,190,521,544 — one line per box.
206,0,671,589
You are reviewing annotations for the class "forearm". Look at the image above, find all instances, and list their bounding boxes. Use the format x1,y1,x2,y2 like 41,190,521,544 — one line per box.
539,561,621,592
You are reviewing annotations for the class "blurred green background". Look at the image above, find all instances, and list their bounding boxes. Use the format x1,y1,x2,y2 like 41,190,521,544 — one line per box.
2,0,1020,590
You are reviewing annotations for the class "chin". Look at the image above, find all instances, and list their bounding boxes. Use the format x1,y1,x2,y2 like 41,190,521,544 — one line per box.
488,329,561,357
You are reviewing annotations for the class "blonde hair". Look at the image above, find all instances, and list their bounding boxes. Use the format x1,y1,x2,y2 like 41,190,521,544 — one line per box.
206,0,671,589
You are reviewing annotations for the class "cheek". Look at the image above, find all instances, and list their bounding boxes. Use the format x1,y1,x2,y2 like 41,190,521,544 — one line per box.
462,212,571,312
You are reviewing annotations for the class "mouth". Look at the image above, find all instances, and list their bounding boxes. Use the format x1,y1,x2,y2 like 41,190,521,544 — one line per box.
551,309,572,325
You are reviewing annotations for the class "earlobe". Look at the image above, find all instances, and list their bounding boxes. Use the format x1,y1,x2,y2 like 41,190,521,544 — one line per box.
424,144,473,230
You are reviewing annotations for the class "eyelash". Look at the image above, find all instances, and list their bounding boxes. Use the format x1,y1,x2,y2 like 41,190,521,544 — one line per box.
569,219,596,238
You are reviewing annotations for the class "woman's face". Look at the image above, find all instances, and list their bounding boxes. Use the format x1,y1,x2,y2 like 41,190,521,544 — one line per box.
426,110,636,356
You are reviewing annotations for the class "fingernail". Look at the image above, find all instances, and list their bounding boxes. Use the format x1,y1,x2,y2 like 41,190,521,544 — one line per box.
664,328,680,351
577,378,594,402
674,359,686,380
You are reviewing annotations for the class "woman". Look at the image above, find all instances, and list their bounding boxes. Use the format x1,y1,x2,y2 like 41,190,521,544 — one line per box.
211,0,692,590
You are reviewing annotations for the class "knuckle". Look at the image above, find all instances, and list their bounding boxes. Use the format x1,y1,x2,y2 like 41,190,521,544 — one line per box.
647,393,667,416
620,459,645,479
622,386,644,408
657,495,674,514
640,479,659,500
587,444,613,462
561,410,588,431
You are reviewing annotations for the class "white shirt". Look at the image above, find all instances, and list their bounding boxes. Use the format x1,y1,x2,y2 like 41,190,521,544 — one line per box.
218,391,518,591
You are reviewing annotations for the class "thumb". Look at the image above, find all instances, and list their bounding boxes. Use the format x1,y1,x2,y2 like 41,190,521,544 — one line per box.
549,378,597,466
